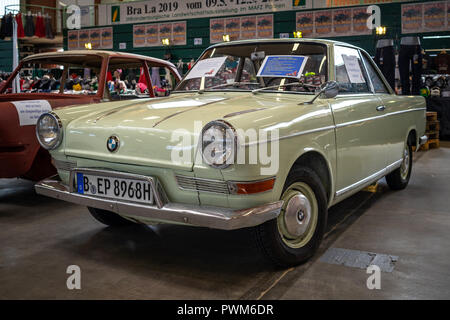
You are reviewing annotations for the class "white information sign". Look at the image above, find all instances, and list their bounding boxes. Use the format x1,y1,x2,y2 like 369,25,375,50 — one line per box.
342,54,365,84
12,100,52,126
184,56,227,80
99,0,312,25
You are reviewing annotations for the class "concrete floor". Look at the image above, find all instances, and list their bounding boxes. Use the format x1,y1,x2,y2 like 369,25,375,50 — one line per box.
1,142,449,299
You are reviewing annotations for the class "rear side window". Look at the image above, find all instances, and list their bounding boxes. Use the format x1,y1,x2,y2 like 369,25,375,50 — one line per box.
334,46,370,94
361,53,390,94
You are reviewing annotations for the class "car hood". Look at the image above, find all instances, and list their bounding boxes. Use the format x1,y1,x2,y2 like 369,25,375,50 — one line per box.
63,92,316,170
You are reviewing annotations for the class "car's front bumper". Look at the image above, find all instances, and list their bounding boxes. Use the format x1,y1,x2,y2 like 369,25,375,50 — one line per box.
419,135,428,146
416,135,428,152
35,174,283,230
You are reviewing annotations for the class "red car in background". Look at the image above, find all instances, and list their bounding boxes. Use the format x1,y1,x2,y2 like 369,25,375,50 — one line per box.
0,50,181,181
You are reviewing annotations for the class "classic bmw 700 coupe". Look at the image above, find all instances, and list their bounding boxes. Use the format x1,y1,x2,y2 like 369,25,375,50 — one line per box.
35,39,426,266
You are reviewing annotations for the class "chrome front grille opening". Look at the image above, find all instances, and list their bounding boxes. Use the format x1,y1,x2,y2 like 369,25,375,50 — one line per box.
53,159,77,171
175,175,230,194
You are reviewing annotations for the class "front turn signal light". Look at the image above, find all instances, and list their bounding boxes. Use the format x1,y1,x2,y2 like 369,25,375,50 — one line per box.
228,178,275,195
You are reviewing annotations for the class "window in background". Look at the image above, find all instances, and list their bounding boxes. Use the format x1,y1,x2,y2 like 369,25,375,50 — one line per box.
1,0,20,16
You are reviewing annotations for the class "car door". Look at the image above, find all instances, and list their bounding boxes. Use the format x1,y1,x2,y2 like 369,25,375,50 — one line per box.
330,45,388,198
360,51,405,169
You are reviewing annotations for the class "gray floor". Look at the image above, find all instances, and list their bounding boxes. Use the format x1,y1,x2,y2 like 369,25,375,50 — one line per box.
1,143,449,299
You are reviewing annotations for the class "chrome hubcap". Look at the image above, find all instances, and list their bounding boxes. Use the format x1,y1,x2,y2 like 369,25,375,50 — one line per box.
284,194,312,238
277,182,318,249
400,146,410,180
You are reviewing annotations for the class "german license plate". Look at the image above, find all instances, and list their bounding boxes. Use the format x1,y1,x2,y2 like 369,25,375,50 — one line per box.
75,172,154,204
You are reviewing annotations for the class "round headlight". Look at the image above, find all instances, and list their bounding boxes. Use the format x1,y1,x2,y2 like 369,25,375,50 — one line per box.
36,112,63,150
201,121,236,169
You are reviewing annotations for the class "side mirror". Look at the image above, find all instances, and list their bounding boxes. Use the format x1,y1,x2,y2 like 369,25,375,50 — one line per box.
321,81,339,99
301,80,339,105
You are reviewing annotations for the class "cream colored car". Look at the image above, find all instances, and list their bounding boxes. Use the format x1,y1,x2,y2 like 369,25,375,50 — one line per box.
35,39,426,266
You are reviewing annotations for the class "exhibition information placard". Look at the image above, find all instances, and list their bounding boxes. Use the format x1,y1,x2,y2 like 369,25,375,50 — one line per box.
257,56,308,79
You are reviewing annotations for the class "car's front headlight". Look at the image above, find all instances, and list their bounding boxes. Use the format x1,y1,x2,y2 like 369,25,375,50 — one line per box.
201,120,236,169
36,112,63,150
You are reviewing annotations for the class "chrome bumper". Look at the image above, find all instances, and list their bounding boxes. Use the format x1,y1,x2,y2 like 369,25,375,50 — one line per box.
35,174,283,230
419,135,428,146
417,135,428,152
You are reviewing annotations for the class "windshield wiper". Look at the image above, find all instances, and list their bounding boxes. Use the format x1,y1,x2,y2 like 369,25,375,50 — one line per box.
251,82,319,94
198,81,260,93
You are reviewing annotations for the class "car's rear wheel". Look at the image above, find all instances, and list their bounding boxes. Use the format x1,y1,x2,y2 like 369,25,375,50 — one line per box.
87,207,136,227
386,140,412,190
254,167,328,267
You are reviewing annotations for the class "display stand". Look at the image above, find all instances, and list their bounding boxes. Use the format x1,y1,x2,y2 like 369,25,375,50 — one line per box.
426,97,450,140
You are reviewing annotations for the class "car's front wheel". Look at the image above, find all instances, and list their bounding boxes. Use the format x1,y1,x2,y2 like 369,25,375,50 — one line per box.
386,140,412,190
254,167,328,267
87,207,136,227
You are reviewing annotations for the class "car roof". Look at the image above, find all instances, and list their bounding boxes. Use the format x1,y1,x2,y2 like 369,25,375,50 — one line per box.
207,38,360,50
22,50,176,68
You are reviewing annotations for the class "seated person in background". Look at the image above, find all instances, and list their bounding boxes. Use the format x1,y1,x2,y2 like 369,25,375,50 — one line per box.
130,79,137,90
114,78,127,94
89,76,98,92
31,77,41,90
39,74,53,92
82,78,91,91
65,78,74,91
135,81,147,94
21,76,32,91
72,78,82,91
50,74,60,91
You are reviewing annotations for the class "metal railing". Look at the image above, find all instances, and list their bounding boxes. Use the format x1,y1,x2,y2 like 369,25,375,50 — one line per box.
5,4,64,34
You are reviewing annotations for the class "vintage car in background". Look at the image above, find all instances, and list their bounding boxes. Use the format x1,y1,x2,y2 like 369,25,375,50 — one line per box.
35,39,426,266
0,50,180,181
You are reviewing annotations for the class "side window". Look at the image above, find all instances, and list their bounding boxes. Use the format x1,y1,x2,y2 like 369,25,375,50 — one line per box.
361,53,390,94
240,57,258,83
106,58,151,100
334,46,370,94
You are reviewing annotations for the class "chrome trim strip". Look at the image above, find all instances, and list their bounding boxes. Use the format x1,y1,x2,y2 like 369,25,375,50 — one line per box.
335,159,403,198
245,108,425,146
386,108,426,116
335,115,384,128
386,159,403,172
245,125,335,146
35,175,283,230
335,169,385,198
277,126,336,142
335,93,375,97
335,108,426,129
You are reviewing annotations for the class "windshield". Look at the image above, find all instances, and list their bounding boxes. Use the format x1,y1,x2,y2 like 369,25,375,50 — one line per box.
176,42,328,94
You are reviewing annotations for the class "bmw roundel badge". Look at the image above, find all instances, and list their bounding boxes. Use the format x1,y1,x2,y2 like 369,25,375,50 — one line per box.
107,135,120,152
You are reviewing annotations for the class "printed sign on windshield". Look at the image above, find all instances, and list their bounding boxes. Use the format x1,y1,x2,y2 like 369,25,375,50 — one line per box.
184,56,227,80
257,55,308,79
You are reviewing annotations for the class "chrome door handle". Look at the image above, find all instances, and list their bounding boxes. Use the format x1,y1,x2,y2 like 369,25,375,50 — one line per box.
376,105,386,111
